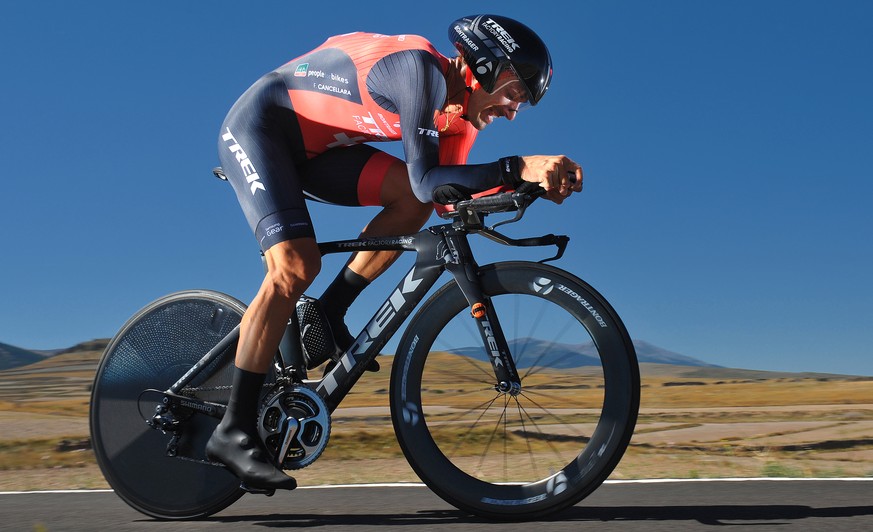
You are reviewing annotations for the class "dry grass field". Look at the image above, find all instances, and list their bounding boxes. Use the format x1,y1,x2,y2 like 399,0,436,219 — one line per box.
1,343,871,491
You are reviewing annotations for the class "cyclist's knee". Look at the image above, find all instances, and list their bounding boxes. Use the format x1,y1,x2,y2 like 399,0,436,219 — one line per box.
402,200,433,228
268,263,320,301
384,192,432,230
369,199,431,236
375,162,432,228
263,239,321,301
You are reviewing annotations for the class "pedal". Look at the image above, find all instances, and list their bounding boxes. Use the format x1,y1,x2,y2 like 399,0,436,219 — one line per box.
240,483,275,497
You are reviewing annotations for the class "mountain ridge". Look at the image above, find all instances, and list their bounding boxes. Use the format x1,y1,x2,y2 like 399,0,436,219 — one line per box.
2,337,716,372
448,338,720,369
0,340,108,371
1,339,867,379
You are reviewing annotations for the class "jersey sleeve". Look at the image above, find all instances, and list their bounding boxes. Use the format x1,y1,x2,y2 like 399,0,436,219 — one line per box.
367,50,509,203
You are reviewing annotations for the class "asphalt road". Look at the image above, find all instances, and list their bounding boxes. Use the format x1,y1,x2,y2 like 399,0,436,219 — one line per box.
1,480,871,531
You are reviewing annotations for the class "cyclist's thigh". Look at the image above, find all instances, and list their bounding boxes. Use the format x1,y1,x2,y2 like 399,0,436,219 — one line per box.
218,72,314,251
298,144,403,207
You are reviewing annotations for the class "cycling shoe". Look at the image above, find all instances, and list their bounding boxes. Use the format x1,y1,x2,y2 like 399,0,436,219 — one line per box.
206,425,297,491
298,296,379,373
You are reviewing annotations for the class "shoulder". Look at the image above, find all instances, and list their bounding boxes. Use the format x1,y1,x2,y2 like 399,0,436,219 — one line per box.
325,32,444,59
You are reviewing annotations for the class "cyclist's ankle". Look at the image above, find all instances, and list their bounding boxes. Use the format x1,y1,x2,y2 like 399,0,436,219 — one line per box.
323,311,354,351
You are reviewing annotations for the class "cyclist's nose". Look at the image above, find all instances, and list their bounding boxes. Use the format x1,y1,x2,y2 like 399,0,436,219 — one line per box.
505,102,520,121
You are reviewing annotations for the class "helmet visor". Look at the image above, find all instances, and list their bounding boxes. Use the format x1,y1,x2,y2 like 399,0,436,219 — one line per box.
489,68,534,112
507,44,552,106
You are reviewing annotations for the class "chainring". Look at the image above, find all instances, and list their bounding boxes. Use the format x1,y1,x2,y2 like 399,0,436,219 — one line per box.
257,385,330,470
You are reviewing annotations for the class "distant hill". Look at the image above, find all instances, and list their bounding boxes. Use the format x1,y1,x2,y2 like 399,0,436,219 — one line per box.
632,340,720,367
3,337,713,372
448,338,718,369
1,338,868,382
2,337,717,372
0,340,109,371
0,342,48,370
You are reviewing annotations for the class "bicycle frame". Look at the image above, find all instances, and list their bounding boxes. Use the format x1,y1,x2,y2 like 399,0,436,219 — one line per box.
166,214,567,415
315,222,516,411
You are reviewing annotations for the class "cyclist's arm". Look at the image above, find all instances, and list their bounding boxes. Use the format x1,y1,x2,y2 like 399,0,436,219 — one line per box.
367,50,522,203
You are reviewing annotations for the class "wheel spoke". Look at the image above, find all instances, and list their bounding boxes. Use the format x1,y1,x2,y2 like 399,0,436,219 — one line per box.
513,396,540,478
442,394,502,459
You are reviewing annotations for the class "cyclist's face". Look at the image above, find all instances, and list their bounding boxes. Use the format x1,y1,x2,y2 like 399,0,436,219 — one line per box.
467,71,529,131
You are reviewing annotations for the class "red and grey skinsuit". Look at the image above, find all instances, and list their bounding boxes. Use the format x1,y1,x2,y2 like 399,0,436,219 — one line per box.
218,32,518,251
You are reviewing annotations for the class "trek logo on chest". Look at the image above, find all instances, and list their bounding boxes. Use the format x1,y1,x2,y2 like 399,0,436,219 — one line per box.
221,128,265,195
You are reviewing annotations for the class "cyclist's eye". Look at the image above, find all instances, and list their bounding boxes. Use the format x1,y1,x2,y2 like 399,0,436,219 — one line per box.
508,89,527,104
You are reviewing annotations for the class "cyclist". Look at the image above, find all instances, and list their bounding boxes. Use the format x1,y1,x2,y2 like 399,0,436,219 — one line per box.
207,14,584,491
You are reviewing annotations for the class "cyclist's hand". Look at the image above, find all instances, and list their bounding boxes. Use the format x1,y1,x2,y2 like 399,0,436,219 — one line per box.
519,155,583,204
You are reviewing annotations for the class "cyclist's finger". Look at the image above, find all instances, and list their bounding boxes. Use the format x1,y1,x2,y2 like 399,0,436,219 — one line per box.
554,158,569,190
561,158,583,192
558,172,571,196
550,165,563,192
549,168,568,202
539,163,559,193
556,179,570,197
572,166,583,192
546,188,566,204
555,166,575,196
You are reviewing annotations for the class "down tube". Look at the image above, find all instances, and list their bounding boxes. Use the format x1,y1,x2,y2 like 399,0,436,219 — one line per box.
315,261,444,411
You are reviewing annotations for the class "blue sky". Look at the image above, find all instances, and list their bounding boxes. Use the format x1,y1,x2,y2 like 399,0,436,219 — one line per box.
2,1,871,375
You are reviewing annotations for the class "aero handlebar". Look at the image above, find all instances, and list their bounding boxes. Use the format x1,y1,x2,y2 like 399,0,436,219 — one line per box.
450,172,579,216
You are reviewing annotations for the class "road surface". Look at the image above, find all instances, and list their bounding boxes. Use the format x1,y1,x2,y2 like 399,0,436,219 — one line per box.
1,479,871,531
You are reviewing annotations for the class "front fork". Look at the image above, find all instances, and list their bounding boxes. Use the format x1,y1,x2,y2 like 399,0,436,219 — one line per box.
443,232,521,393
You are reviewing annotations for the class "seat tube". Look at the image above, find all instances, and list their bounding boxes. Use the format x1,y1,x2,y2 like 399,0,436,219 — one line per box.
278,312,306,375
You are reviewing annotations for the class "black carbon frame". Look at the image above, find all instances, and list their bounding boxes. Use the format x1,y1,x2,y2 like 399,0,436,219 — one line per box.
169,213,565,415
310,223,521,412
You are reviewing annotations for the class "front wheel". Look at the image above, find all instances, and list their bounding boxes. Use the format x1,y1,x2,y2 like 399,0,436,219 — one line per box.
390,262,639,520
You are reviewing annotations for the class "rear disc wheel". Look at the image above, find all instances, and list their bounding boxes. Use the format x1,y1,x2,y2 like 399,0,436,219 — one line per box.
90,290,247,519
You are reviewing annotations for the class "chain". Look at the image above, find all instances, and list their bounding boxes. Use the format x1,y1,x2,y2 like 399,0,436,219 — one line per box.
178,385,233,396
180,381,277,395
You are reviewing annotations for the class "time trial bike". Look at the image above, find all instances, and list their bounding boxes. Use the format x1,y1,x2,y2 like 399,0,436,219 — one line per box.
89,175,640,521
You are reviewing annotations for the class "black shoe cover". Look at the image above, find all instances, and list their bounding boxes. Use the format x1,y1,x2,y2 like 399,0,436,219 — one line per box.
206,425,297,491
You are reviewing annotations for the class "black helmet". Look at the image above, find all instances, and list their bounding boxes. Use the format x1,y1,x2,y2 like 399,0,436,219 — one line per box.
448,14,553,105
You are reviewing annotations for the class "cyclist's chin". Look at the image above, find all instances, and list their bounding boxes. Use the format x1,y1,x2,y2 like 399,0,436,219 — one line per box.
470,112,494,131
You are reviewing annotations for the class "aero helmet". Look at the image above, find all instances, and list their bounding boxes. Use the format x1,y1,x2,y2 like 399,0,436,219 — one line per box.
449,14,553,105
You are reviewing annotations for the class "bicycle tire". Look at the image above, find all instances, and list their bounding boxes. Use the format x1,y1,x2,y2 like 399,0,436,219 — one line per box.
90,290,247,519
389,261,639,520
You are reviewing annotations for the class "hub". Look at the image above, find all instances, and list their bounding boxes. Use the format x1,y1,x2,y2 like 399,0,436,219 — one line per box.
495,381,522,396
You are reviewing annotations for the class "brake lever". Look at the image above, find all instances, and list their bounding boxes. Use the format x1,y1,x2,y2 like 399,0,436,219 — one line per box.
490,171,579,230
489,192,533,230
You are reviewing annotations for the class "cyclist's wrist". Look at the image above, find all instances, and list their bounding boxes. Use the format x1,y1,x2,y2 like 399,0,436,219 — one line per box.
498,156,523,188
